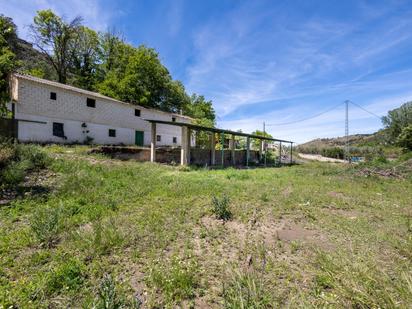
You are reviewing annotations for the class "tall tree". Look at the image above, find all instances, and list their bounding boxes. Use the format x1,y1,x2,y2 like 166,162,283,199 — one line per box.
30,10,82,83
70,26,99,90
98,45,179,111
0,15,18,115
382,102,412,142
184,94,216,125
251,130,273,150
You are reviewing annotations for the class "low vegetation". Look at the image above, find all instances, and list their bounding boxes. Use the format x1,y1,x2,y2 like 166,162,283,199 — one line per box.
0,145,411,307
0,139,50,187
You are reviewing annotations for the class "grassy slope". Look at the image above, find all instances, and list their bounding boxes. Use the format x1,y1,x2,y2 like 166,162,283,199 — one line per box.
0,145,411,308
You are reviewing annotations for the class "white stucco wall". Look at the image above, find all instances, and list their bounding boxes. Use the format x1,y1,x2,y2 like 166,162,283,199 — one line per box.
14,77,193,146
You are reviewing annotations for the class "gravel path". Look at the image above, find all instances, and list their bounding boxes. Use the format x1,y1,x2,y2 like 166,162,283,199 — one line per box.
298,153,347,163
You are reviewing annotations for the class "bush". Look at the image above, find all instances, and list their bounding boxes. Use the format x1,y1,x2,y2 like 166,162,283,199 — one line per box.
212,195,232,221
1,160,28,185
321,147,345,159
396,124,412,151
30,205,62,247
15,144,50,170
0,142,16,168
0,141,50,187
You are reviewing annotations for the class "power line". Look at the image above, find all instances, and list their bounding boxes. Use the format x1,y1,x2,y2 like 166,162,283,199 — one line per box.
348,100,382,120
265,101,344,126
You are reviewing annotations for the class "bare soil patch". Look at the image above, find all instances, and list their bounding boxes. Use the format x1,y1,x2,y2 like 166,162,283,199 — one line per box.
0,169,57,205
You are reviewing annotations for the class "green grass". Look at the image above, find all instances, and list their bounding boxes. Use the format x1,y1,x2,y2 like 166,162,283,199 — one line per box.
0,145,411,308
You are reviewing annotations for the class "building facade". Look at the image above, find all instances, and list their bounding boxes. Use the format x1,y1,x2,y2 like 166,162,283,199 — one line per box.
9,74,193,146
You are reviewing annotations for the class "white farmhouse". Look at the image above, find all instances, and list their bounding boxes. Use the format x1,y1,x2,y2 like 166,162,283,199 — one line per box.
9,73,193,146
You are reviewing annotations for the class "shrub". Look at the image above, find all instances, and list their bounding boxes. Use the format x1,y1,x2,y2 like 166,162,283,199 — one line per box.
212,195,232,221
0,141,16,168
30,205,62,247
15,144,50,170
1,160,28,185
321,147,345,159
0,142,50,187
396,124,412,151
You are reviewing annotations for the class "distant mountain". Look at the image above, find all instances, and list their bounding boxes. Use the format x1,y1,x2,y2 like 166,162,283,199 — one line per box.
297,129,402,159
299,131,386,149
11,38,56,80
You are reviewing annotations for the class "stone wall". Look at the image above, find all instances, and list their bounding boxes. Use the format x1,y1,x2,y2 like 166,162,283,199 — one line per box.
94,146,261,166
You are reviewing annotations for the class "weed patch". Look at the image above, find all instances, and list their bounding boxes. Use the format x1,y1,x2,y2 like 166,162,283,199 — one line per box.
94,274,141,308
147,255,198,305
212,195,232,221
45,258,85,295
223,269,272,308
30,205,63,247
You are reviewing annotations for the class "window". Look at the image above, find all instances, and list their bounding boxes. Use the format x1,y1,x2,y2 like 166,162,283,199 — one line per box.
50,92,57,100
172,117,176,122
173,137,177,143
52,122,65,138
156,135,161,142
87,98,96,108
108,129,116,137
135,109,141,117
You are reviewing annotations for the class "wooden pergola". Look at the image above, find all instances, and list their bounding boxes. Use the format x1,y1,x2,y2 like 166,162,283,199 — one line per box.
145,119,294,166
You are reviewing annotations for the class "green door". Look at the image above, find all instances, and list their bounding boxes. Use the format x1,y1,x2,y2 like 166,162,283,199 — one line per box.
135,131,144,146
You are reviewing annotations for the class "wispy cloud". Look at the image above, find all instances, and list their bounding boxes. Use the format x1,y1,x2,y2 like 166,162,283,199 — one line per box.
1,0,114,39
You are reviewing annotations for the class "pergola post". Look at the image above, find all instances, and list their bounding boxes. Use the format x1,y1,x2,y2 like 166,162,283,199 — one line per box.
181,126,191,165
210,133,216,165
259,139,263,163
264,140,267,166
246,137,250,167
230,134,235,165
221,132,225,167
290,142,293,164
279,141,282,166
150,122,156,162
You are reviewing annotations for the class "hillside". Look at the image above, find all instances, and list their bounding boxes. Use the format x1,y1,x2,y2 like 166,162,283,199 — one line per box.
299,131,385,149
12,38,56,80
297,129,403,159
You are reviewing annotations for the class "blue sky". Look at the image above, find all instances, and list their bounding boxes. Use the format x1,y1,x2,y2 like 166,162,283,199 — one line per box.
3,0,412,143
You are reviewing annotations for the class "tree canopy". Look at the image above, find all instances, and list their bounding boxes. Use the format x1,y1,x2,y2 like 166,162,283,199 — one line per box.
382,101,412,141
0,15,17,115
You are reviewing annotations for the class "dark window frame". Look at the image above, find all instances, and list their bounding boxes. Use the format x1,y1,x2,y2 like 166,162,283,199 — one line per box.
172,117,176,122
135,109,141,117
50,92,57,100
87,98,96,108
173,137,177,143
156,135,161,142
108,129,116,137
52,122,66,139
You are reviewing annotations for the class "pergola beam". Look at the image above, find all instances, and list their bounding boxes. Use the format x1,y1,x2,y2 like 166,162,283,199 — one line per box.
144,119,293,144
